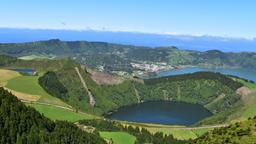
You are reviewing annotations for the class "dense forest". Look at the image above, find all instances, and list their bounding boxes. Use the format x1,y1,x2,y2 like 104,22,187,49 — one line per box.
0,87,106,144
138,72,242,110
144,72,243,90
0,39,256,73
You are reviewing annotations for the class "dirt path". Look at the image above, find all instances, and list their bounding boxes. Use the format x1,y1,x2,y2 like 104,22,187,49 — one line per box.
166,124,229,130
22,100,73,110
4,87,41,102
75,67,96,106
22,100,94,116
133,85,141,103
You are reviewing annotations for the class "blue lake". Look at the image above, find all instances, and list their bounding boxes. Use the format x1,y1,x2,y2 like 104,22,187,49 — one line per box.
157,67,256,82
106,101,212,125
107,67,256,125
11,68,35,75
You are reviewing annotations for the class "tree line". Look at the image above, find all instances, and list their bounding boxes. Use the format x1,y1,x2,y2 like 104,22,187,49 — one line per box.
79,119,187,144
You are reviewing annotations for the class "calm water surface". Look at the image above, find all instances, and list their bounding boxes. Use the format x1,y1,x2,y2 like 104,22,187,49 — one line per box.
107,67,255,125
157,67,256,82
106,101,212,125
11,68,35,75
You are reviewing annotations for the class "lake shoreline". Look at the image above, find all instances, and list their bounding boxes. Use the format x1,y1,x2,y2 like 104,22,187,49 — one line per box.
105,101,213,126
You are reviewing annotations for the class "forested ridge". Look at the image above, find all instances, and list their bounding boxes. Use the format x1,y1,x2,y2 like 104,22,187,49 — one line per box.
0,87,106,144
144,72,243,90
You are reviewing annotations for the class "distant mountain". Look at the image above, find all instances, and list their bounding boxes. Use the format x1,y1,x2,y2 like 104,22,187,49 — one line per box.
0,28,255,52
0,39,256,73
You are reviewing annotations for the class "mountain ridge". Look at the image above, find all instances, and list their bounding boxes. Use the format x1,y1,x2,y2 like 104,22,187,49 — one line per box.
1,39,256,75
0,28,256,52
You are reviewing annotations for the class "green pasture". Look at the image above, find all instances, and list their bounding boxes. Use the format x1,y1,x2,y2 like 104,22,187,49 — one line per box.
27,103,94,122
100,132,136,144
6,75,68,106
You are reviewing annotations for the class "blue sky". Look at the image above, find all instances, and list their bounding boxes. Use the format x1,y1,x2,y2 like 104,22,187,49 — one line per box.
0,0,255,38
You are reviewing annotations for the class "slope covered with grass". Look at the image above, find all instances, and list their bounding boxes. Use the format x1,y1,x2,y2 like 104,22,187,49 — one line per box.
79,119,186,144
100,132,136,144
0,69,20,86
6,75,69,107
27,104,95,122
194,117,256,144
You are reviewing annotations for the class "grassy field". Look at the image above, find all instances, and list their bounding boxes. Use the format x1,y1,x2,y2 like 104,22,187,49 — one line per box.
243,106,256,118
0,69,41,101
240,91,256,119
100,132,136,144
18,54,56,60
0,69,20,86
5,75,69,106
5,88,41,101
227,78,256,122
27,103,95,122
240,80,256,119
192,128,212,137
119,120,211,140
146,127,211,140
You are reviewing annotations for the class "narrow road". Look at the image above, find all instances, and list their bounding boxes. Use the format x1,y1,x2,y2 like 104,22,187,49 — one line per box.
21,100,73,111
166,124,229,130
21,100,94,116
75,67,96,106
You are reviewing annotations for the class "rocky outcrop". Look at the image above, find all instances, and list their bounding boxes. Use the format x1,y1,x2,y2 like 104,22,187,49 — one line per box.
236,86,252,96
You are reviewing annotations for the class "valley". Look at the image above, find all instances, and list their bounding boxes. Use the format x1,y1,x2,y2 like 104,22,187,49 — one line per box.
1,53,256,143
1,1,256,143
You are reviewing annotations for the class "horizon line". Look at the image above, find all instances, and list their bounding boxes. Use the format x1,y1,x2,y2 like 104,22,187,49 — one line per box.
0,27,255,41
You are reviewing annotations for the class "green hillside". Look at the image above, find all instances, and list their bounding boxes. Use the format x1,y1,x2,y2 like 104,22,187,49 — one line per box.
194,117,256,144
27,104,95,122
1,55,255,143
0,55,77,71
0,87,106,144
0,55,250,125
37,63,245,124
5,75,69,107
100,132,136,144
79,119,186,144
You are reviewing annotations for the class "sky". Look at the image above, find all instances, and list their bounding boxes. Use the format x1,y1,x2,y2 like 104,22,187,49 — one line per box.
0,0,256,39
